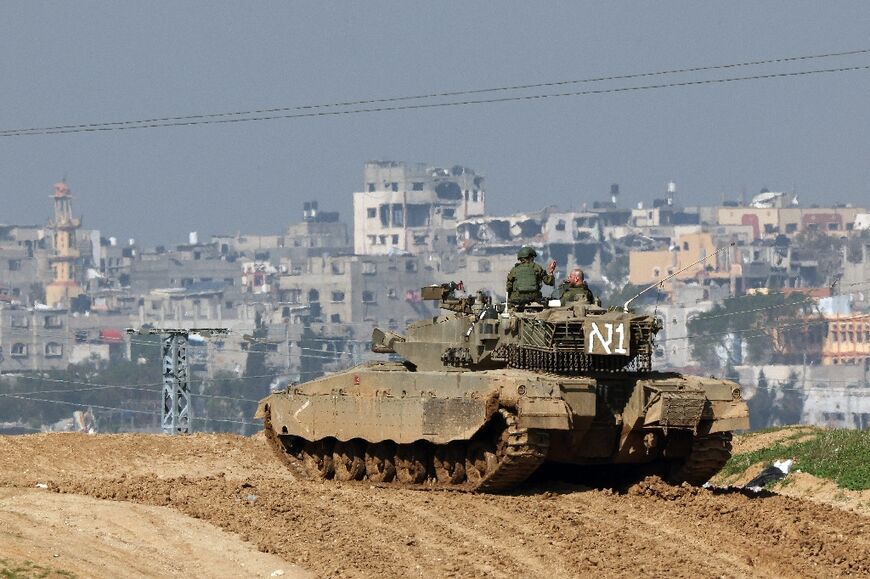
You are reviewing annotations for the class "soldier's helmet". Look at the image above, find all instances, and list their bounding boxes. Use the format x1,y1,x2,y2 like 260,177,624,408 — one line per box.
517,246,537,260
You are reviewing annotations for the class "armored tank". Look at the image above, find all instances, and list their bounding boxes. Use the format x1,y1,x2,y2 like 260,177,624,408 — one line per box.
256,283,749,492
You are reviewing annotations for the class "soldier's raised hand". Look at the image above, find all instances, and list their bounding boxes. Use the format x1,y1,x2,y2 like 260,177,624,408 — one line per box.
546,259,556,275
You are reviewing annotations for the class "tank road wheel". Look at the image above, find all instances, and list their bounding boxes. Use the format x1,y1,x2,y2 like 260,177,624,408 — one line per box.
333,440,367,481
302,439,335,480
365,442,397,483
395,442,430,484
433,442,467,485
669,432,733,486
465,438,497,484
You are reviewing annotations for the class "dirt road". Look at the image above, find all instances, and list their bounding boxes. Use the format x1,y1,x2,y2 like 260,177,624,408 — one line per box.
0,433,867,578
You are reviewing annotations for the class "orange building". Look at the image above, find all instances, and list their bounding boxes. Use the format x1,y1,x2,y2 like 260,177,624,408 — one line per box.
628,232,731,286
822,314,870,366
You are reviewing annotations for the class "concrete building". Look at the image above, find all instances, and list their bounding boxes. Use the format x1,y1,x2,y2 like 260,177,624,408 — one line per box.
717,204,866,240
628,232,731,286
823,314,870,366
353,161,485,255
0,305,72,373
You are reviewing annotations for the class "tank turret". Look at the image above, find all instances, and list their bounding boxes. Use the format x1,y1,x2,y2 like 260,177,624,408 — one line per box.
372,283,661,373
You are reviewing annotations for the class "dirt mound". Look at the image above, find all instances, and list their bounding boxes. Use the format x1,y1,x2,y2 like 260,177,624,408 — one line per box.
0,488,306,579
2,432,869,578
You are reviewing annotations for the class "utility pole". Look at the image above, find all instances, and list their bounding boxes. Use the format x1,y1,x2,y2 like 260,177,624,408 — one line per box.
126,327,228,434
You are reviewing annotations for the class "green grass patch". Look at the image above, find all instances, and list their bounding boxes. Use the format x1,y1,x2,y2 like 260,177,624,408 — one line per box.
722,429,870,491
0,559,75,579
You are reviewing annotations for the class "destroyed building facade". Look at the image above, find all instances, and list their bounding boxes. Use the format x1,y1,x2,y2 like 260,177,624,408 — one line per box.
353,161,485,255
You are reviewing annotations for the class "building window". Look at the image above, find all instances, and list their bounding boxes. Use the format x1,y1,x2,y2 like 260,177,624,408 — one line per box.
10,316,28,328
308,289,320,303
478,259,491,273
362,262,377,275
391,182,399,192
413,235,427,245
828,222,839,231
392,234,399,245
331,291,346,303
287,289,302,304
785,223,798,233
367,182,376,192
8,259,22,271
443,208,456,219
11,343,27,357
330,313,342,323
225,301,234,309
412,182,424,191
44,315,63,329
405,260,418,272
45,342,63,358
387,288,398,299
331,261,345,274
362,290,377,304
472,191,479,202
367,207,376,218
555,220,566,232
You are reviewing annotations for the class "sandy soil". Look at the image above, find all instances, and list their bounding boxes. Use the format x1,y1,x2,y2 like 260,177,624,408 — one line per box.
1,433,868,578
0,488,307,578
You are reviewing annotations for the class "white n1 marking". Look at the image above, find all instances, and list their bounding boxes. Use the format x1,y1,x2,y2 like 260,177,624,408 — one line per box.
588,322,613,354
588,322,628,355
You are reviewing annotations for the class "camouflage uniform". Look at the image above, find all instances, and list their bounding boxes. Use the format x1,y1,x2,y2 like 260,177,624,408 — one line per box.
557,280,594,304
507,261,555,305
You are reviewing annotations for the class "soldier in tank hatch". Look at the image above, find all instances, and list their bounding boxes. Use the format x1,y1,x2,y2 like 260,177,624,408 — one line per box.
557,268,595,305
506,246,556,308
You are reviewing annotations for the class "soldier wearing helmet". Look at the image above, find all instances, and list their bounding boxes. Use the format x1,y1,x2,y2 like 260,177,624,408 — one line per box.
506,246,556,307
558,268,595,305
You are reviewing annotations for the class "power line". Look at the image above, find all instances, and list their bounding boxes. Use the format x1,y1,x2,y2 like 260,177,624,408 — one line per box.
3,63,870,137
3,47,869,136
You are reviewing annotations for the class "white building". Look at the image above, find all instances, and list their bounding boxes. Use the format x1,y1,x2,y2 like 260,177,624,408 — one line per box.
353,161,486,255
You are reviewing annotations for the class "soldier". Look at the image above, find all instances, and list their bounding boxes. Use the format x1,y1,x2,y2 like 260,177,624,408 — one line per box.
506,246,556,307
557,268,595,304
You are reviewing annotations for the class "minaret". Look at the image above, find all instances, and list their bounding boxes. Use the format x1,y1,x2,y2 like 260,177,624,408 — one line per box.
45,181,83,307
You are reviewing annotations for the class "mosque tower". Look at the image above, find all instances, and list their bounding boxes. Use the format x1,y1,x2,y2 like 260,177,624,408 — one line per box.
45,181,83,307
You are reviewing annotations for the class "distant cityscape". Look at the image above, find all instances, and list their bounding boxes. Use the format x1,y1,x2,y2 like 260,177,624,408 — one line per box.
2,160,869,431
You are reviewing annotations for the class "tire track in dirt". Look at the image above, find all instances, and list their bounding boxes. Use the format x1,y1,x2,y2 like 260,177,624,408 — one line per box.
1,433,868,578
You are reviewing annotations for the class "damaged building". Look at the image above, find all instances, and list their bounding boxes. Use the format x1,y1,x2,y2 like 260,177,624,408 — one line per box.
353,161,486,255
457,207,605,281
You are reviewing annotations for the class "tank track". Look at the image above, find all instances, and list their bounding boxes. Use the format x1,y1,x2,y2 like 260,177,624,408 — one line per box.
262,407,549,493
669,432,733,486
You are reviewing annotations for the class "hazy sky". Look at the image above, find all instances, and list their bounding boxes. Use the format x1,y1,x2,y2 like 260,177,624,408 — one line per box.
2,2,869,245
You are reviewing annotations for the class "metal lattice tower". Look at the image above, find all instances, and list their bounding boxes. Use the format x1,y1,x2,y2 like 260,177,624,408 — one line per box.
127,327,228,434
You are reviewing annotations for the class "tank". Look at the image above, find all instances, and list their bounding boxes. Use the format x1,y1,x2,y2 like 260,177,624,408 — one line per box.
256,282,749,492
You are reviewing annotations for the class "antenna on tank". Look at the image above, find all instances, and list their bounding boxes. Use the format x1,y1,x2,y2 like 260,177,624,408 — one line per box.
622,242,735,312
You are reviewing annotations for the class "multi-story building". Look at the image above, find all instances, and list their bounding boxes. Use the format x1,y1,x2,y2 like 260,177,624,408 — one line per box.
628,232,732,286
717,198,866,239
353,161,486,255
822,314,870,366
0,305,71,373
